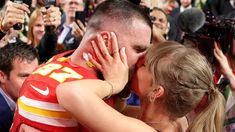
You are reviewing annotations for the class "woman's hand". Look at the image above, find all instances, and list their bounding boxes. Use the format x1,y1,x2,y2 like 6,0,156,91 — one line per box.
214,42,235,90
88,32,129,94
214,42,233,77
41,6,61,28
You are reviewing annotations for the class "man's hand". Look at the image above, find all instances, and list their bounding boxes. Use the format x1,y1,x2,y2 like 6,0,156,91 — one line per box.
72,20,86,40
1,2,30,32
152,25,166,44
214,42,233,77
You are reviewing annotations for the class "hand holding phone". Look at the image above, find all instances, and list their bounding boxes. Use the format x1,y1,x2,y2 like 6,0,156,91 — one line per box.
75,11,86,25
13,0,23,30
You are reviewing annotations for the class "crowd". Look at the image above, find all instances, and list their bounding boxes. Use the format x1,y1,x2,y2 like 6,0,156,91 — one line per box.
0,0,234,132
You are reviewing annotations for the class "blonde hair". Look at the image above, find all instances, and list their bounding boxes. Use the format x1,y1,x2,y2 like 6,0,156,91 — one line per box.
145,41,225,132
27,8,42,47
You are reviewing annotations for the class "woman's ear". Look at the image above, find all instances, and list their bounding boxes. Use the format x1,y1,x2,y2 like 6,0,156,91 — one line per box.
149,85,165,102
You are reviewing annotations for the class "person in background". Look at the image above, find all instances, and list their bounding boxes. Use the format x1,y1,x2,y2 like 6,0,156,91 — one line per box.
168,0,194,42
57,0,85,50
203,0,235,17
212,12,235,131
27,7,61,63
57,40,225,132
0,41,39,132
27,8,45,47
150,7,170,42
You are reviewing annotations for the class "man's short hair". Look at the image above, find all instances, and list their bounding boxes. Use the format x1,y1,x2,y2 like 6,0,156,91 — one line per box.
0,41,39,77
87,0,152,31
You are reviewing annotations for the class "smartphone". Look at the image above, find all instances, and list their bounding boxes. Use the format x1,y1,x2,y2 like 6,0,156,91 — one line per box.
13,0,23,30
128,0,141,5
75,11,86,25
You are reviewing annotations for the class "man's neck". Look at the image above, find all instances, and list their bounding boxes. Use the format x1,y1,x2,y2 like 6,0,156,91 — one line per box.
70,49,98,76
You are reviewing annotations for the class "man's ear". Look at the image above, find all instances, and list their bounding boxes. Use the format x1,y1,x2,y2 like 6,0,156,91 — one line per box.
0,71,7,84
149,86,165,102
98,31,112,54
100,31,111,47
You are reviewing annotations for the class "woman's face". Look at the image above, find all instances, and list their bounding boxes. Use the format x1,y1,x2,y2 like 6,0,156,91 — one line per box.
150,10,169,35
33,15,45,45
131,57,153,97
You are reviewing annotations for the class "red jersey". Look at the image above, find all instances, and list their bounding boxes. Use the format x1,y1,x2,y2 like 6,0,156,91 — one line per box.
11,51,114,132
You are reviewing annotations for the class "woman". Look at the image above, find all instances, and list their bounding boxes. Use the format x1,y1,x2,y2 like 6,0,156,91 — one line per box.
57,35,225,131
27,7,61,63
27,8,45,47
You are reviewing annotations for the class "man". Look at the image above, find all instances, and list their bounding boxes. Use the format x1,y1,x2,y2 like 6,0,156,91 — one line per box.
0,41,39,132
57,0,84,50
11,0,152,131
203,0,235,16
168,0,194,42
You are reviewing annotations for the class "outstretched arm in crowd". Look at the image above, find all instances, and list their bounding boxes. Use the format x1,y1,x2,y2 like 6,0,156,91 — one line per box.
0,2,30,40
214,42,235,90
37,6,61,63
56,32,155,132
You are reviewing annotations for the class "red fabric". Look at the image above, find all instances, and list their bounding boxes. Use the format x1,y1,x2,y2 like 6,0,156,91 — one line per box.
11,51,114,132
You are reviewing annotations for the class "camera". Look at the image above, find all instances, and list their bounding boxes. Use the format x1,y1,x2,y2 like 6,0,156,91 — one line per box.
11,0,31,30
13,0,23,30
183,12,235,64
